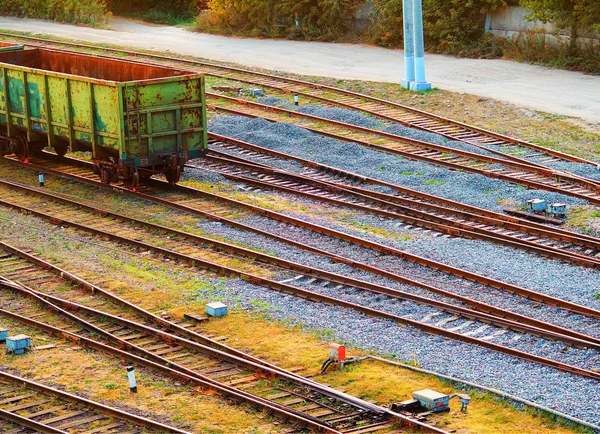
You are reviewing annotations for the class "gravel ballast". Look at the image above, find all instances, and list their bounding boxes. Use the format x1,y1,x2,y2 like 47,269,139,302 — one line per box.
254,98,600,181
208,115,588,214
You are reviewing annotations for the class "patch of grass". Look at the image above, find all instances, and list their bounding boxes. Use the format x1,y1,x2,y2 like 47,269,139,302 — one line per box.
565,205,600,236
0,317,271,433
424,179,446,186
348,221,413,241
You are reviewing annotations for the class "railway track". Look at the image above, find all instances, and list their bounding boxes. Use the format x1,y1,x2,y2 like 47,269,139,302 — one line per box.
190,135,600,268
0,176,598,349
0,247,445,434
1,165,599,383
205,93,600,205
3,153,600,321
0,32,595,173
0,370,188,434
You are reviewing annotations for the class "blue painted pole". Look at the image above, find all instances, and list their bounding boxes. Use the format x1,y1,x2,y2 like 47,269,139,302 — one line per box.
410,0,432,91
401,0,415,89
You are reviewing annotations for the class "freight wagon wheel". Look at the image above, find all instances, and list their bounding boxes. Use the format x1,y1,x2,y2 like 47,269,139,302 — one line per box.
14,136,29,162
123,169,139,191
165,166,181,186
53,144,68,157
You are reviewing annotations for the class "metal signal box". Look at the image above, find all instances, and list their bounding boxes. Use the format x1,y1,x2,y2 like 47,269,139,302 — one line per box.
547,203,567,217
328,343,346,362
206,302,228,318
412,389,450,412
6,334,31,355
527,199,546,213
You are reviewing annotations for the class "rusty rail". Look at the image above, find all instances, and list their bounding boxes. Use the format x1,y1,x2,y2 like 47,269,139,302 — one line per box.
3,154,599,322
207,132,600,247
197,149,600,269
206,97,600,204
0,280,445,433
1,191,599,382
0,370,190,433
0,178,598,351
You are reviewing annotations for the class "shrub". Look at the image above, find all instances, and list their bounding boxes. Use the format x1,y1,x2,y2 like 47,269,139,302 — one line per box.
503,31,600,73
370,0,507,55
106,0,200,24
197,0,361,40
0,0,107,26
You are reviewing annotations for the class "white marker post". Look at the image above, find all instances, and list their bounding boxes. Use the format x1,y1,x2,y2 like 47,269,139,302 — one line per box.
401,0,415,89
126,366,137,393
409,0,431,91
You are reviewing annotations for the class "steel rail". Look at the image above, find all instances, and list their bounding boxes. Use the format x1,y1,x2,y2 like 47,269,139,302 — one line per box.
207,132,600,246
206,94,600,202
0,408,67,434
0,239,323,384
29,259,600,352
0,32,594,169
13,283,389,417
0,370,190,433
0,182,597,350
0,253,416,432
4,155,599,321
1,200,599,382
0,239,449,416
206,135,600,252
0,303,341,434
197,151,600,268
0,280,444,433
0,280,346,432
208,93,560,174
208,104,600,205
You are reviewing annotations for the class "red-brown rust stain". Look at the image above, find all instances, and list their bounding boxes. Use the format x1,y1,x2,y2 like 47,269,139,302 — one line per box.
0,48,184,82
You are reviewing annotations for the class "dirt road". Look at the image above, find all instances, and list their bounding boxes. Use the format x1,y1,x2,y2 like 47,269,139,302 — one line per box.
1,16,599,125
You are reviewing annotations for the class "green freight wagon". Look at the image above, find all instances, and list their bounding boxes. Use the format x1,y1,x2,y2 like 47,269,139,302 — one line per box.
0,48,208,188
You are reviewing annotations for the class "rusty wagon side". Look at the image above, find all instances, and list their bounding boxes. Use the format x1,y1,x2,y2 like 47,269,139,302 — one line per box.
0,48,208,187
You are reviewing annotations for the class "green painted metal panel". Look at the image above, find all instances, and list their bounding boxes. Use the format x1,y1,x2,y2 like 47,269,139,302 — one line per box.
123,76,208,163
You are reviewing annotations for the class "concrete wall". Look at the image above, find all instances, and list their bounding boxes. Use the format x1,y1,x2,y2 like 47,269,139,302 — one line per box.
486,6,599,45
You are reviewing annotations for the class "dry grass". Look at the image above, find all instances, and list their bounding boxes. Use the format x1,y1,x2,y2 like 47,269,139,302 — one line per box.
0,317,273,433
201,314,583,434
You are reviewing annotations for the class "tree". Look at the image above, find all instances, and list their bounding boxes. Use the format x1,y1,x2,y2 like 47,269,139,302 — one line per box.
521,0,600,50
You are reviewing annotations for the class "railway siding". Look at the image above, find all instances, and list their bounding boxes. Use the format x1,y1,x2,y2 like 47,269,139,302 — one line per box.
0,177,599,382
